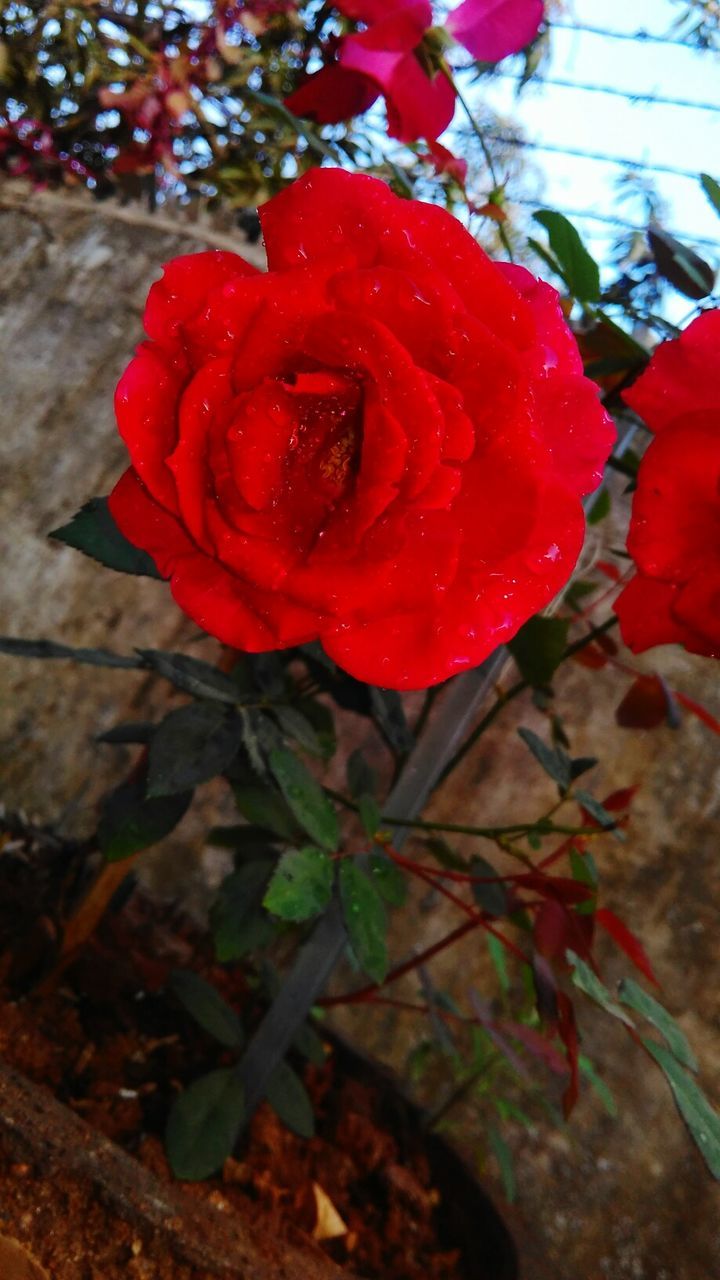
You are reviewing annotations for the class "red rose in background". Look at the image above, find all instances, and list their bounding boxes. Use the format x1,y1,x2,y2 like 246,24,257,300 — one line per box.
614,310,720,659
109,168,612,689
285,0,543,143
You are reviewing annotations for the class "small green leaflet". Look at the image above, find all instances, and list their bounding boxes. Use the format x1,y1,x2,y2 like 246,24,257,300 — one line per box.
263,847,334,922
700,172,720,218
232,781,299,841
273,705,323,757
369,687,414,754
147,703,243,797
346,749,377,801
269,747,339,850
169,969,244,1049
137,649,242,704
50,496,163,579
567,951,635,1027
0,636,139,669
470,855,509,918
266,1061,315,1138
339,860,388,983
642,1039,720,1179
509,616,569,688
368,851,408,906
165,1068,245,1180
210,861,275,962
532,210,601,302
98,777,192,862
619,979,698,1072
518,727,571,791
579,1055,617,1117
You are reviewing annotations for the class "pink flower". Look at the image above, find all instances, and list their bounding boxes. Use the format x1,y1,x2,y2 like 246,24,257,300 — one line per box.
286,0,455,142
447,0,544,63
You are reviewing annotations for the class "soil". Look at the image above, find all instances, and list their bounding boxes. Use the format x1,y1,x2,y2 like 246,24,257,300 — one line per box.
0,878,514,1280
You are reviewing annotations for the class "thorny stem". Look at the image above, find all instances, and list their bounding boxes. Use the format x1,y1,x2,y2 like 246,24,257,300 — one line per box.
439,63,516,263
437,615,620,783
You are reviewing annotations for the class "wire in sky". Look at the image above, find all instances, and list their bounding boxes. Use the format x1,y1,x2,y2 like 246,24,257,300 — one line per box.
483,133,703,182
549,21,712,51
509,197,720,253
490,71,720,115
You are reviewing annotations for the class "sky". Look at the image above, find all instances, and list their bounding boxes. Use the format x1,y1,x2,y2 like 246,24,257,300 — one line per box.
469,0,720,292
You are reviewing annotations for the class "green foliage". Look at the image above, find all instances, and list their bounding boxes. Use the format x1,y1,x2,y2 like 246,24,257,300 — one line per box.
567,952,634,1027
169,970,244,1049
619,979,698,1071
0,636,139,669
648,227,716,300
266,1061,315,1138
273,705,323,757
98,777,192,861
369,687,414,754
263,847,334,921
269,748,339,851
642,1040,720,1179
368,851,408,906
470,856,509,917
211,861,276,962
587,488,611,526
232,780,300,841
700,172,720,217
50,497,162,579
339,860,388,983
147,703,243,797
165,1069,245,1181
509,616,570,688
137,650,243,704
532,210,601,302
488,1124,516,1202
517,727,571,791
574,790,617,831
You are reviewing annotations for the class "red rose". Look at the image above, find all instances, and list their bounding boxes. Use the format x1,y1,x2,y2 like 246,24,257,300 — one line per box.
109,168,612,689
614,310,720,659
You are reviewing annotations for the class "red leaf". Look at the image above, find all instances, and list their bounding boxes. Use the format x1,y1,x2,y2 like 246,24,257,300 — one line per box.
674,690,720,736
601,786,639,812
533,899,595,963
515,872,594,905
597,559,622,582
557,992,580,1118
616,675,680,729
572,643,609,670
502,1021,569,1076
595,907,659,987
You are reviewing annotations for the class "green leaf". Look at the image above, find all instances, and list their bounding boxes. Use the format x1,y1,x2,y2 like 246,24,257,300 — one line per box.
169,969,244,1049
165,1068,245,1180
509,616,570,688
269,747,339,851
470,856,509,917
295,698,336,761
575,790,616,830
700,172,720,218
136,650,242,704
587,488,611,526
579,1055,617,1117
231,781,299,841
263,847,334,922
517,727,571,791
619,979,698,1072
368,851,408,906
533,210,601,302
346,749,377,800
266,1061,315,1138
358,794,382,839
206,824,280,854
273,706,323,757
648,227,716,301
369,688,414,754
292,1022,327,1067
642,1038,720,1178
567,951,635,1027
210,861,276,962
0,636,139,669
147,703,242,797
339,860,388,983
50,497,162,579
487,932,510,996
488,1124,516,1202
98,778,192,862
